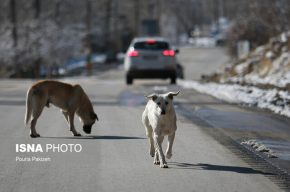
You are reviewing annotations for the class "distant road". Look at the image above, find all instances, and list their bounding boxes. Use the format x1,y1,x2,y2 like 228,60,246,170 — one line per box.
177,47,230,80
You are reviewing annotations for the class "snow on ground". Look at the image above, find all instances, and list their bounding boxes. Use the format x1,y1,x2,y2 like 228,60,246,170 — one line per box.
229,51,290,87
191,31,290,119
241,139,277,158
178,80,290,118
201,31,290,88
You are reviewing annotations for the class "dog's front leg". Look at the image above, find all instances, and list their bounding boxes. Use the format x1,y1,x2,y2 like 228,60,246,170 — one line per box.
153,134,167,168
153,150,159,165
62,111,70,125
153,135,163,165
68,112,81,136
166,132,175,159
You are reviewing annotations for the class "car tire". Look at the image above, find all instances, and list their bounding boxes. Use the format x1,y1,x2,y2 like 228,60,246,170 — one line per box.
170,77,176,84
177,64,184,79
126,75,133,85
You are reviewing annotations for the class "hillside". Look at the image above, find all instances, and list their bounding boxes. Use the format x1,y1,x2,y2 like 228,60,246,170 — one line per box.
179,31,290,118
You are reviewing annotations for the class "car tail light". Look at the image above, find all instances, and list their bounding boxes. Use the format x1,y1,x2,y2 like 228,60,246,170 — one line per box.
163,50,175,56
146,39,156,44
127,50,139,57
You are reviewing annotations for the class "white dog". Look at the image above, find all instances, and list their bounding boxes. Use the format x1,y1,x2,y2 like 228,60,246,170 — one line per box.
142,91,180,168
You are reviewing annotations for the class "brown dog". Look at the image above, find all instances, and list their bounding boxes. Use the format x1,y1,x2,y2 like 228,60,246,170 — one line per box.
25,80,98,137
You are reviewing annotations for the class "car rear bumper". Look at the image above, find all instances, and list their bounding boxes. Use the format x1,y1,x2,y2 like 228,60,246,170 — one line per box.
127,69,176,79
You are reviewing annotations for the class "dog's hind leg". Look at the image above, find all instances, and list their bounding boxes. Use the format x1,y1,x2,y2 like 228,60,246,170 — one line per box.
166,132,175,159
30,101,45,138
145,126,155,157
30,117,40,138
142,112,155,157
153,134,167,168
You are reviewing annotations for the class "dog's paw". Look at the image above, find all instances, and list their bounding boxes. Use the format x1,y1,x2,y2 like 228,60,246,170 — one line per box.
153,154,160,165
150,149,154,157
73,133,82,137
160,163,168,168
30,133,40,138
153,159,160,165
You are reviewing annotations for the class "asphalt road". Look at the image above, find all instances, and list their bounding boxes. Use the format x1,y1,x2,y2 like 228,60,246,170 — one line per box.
176,47,230,80
0,48,287,192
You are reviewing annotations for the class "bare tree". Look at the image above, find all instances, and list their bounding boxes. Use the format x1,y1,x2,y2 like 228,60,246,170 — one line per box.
1,0,290,77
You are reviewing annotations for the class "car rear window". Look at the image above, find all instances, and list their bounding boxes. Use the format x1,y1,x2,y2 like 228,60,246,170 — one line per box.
133,41,169,50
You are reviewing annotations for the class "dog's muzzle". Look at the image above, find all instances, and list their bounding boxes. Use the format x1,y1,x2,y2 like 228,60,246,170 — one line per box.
83,125,92,134
161,110,166,115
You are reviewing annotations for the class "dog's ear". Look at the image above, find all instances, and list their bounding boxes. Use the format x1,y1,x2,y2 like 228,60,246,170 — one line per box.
146,93,158,101
167,90,180,100
91,112,99,121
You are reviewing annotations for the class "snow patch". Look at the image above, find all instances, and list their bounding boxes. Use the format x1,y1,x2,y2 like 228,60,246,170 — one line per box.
241,139,277,158
178,80,290,118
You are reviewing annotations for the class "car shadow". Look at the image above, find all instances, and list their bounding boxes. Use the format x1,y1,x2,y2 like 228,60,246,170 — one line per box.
41,135,146,140
168,162,275,175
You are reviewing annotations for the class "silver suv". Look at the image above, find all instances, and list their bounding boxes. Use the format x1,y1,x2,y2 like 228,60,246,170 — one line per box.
124,37,179,85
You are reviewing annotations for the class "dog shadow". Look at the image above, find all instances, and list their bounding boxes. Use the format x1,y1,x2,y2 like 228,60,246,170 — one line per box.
41,135,145,140
168,162,275,175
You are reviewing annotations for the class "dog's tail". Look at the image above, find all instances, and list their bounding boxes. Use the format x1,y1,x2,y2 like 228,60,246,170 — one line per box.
25,88,33,127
